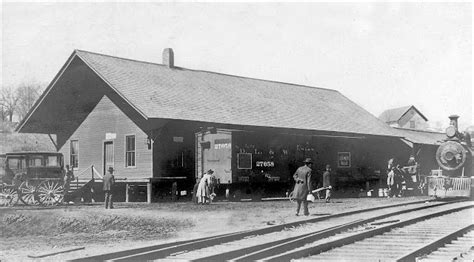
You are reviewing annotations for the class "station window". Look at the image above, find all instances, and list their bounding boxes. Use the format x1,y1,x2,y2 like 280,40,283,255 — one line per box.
70,140,79,169
409,121,416,128
125,135,136,167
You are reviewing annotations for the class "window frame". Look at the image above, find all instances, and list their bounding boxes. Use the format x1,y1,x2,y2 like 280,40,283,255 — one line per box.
124,134,136,168
70,140,79,170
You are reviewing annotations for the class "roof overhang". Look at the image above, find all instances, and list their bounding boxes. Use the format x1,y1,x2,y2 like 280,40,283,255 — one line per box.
16,52,149,137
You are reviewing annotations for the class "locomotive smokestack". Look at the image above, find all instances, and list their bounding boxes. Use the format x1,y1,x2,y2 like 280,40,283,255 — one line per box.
449,115,459,131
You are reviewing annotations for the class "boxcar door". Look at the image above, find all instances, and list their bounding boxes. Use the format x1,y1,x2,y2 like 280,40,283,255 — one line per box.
103,141,114,175
202,132,232,184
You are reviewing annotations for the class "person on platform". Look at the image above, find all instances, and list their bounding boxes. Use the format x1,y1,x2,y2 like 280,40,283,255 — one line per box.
292,158,313,216
193,173,202,204
103,167,115,209
197,169,214,204
322,164,332,203
63,165,75,203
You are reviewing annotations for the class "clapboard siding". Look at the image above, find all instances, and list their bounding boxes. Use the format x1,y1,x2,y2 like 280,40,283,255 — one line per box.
59,95,152,179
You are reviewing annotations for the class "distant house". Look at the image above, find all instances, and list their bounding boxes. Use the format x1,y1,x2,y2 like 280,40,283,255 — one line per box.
379,105,429,130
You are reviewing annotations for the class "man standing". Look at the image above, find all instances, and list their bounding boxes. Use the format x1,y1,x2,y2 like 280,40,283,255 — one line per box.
323,164,332,203
63,165,75,203
103,167,115,209
292,158,313,216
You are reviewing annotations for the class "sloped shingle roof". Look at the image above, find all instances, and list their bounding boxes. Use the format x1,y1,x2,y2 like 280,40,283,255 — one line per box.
72,50,398,137
394,127,445,145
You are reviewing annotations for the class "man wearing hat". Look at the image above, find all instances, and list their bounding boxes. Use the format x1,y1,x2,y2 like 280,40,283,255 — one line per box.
103,167,116,209
292,158,313,216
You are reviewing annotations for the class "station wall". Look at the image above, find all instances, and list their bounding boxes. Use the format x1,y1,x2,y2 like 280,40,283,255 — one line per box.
59,95,152,180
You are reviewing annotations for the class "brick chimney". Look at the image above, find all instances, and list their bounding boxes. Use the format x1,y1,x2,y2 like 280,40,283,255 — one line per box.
163,48,174,68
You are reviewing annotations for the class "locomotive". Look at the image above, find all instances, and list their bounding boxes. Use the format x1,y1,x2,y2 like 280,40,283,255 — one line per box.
427,115,473,198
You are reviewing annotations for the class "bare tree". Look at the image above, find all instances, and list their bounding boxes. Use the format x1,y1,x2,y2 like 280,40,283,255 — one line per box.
0,104,6,121
0,86,19,122
16,83,43,121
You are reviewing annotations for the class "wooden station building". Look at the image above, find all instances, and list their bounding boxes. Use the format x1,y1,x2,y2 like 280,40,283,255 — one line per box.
17,48,422,202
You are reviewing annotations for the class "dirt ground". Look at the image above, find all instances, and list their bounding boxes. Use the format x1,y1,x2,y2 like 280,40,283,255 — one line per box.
0,196,432,261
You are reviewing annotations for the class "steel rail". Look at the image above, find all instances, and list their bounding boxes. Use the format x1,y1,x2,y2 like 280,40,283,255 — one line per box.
204,201,468,261
70,199,460,262
263,204,473,261
69,230,250,262
110,201,450,261
396,224,474,262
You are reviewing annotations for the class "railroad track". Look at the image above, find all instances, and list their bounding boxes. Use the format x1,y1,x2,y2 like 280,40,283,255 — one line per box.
72,199,473,262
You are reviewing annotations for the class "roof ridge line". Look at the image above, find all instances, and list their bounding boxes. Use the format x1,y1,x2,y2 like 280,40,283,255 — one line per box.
74,49,339,93
394,127,444,134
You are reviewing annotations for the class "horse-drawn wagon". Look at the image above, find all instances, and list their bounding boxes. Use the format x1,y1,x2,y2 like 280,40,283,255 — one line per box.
0,152,65,206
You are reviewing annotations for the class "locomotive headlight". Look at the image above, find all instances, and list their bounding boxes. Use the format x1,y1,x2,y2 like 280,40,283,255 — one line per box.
445,125,456,138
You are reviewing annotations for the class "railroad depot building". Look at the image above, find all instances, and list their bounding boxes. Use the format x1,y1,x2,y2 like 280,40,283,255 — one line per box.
17,48,435,202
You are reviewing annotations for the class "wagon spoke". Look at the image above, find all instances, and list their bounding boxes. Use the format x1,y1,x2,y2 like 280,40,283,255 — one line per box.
0,186,19,207
18,182,39,205
37,181,64,206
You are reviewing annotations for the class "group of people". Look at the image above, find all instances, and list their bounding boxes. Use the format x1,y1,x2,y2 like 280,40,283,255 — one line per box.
193,169,216,204
292,158,332,216
385,155,418,198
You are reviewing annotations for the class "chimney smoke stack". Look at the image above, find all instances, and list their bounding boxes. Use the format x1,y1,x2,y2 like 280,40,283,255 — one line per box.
448,115,459,130
163,48,174,68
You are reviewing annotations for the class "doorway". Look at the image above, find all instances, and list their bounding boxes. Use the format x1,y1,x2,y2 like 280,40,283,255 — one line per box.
103,141,114,175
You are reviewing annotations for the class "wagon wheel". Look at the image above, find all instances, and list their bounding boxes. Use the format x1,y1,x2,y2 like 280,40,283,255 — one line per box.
37,181,64,206
0,186,19,207
18,181,40,205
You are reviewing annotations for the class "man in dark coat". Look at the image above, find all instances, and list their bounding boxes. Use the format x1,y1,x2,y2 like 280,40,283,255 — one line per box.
322,164,332,203
292,158,313,216
63,165,75,203
103,167,115,209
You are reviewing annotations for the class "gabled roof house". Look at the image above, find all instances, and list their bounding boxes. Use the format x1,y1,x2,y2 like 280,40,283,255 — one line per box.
379,105,429,130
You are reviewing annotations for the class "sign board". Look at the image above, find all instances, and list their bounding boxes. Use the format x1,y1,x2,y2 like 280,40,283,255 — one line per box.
237,153,252,169
256,161,275,167
338,152,351,168
105,133,116,140
214,138,231,149
173,136,184,143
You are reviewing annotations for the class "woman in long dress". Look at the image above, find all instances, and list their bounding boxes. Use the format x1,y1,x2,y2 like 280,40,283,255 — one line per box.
197,169,214,204
193,173,202,204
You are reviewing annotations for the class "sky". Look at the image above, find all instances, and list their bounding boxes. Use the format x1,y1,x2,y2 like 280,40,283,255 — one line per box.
1,2,472,130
